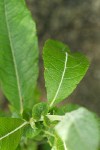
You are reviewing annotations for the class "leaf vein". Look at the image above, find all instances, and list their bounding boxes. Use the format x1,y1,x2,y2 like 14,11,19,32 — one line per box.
4,0,23,114
0,122,28,141
50,52,68,107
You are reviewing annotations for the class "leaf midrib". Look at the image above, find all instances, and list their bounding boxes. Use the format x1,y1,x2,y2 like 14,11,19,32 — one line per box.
0,121,28,141
50,52,68,107
63,141,67,150
4,0,23,114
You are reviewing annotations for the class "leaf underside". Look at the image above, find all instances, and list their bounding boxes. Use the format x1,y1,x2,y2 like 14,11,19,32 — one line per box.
0,0,38,113
55,108,100,150
43,39,89,107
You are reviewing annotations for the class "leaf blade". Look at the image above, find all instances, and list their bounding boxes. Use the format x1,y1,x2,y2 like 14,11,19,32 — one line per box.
43,39,89,106
50,52,68,107
0,0,39,113
55,108,100,150
0,117,27,150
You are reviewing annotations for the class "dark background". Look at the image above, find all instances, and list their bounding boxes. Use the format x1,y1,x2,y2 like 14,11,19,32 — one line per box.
0,0,100,115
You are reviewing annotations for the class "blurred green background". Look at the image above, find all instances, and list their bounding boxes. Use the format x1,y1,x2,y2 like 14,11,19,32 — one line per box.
0,0,100,115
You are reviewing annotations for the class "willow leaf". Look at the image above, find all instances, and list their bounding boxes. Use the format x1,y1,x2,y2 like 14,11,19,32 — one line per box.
55,108,100,150
0,0,38,113
43,40,89,107
0,117,28,150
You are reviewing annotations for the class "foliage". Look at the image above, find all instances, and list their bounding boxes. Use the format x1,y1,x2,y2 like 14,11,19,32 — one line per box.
0,0,99,150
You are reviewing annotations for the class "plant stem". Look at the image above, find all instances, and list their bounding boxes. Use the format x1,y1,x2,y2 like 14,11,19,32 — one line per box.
46,115,64,121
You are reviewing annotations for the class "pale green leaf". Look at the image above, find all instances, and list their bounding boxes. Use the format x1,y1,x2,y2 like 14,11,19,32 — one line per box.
0,117,28,150
55,108,100,150
43,40,89,107
0,0,38,113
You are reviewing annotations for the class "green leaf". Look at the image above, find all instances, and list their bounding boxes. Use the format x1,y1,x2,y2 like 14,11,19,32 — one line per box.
45,129,65,150
42,143,51,150
53,103,80,115
32,102,49,121
0,109,10,117
0,117,28,150
55,108,100,150
25,120,45,141
54,135,65,150
0,0,38,113
43,40,89,107
24,125,42,139
17,138,37,150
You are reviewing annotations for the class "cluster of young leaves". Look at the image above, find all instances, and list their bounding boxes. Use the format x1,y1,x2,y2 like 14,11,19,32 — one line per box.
0,0,99,150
